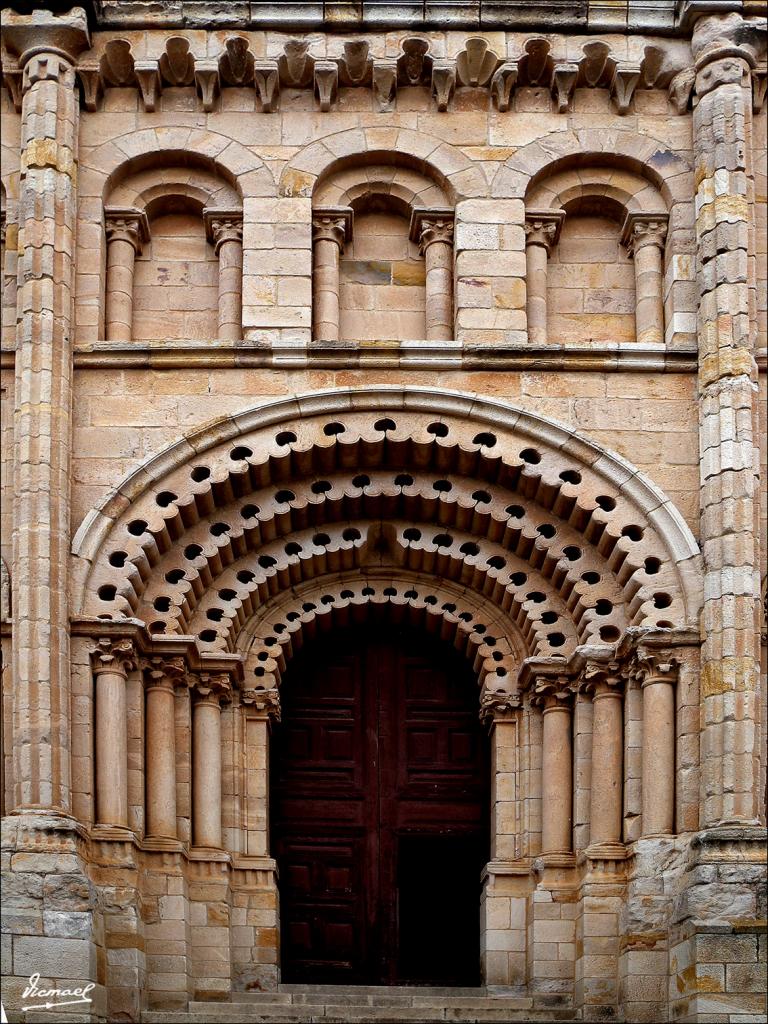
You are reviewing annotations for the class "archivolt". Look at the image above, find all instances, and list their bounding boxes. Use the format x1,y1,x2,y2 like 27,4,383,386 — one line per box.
238,571,527,695
73,388,702,666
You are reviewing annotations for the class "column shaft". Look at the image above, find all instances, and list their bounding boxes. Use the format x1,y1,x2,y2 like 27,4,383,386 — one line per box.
313,236,342,341
692,22,762,826
641,679,675,836
541,701,573,855
11,43,84,811
193,697,222,848
525,242,549,345
217,236,243,342
633,240,664,345
590,689,624,846
145,680,178,839
95,668,129,828
105,236,137,341
423,239,453,340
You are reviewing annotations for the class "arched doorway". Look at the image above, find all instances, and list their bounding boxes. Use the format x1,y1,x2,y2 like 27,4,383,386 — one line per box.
270,621,490,986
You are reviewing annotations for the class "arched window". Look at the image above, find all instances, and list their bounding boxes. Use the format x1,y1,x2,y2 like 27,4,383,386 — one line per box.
103,161,242,343
524,164,668,345
312,159,454,343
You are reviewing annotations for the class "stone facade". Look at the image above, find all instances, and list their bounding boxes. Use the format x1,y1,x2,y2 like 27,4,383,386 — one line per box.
0,1,766,1022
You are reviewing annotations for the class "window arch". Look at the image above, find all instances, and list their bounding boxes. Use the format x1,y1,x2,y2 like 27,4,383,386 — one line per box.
524,163,668,345
311,158,455,343
103,160,242,343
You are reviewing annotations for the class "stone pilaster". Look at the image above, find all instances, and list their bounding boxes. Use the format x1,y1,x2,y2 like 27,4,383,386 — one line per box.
3,7,89,814
692,11,765,828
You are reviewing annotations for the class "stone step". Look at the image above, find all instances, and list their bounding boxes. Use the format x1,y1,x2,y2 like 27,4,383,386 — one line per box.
144,1012,568,1024
279,985,494,998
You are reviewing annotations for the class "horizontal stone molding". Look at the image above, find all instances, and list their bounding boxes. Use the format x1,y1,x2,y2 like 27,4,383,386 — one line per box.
1,340,734,374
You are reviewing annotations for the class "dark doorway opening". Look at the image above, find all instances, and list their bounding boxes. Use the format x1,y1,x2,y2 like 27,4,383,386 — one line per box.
270,623,490,985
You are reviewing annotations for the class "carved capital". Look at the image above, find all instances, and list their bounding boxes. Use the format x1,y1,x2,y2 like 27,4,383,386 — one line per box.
630,647,679,688
620,213,669,257
479,687,520,723
241,686,281,721
105,207,150,254
190,671,233,707
141,654,188,692
578,658,625,699
524,210,565,254
409,208,455,254
691,12,763,96
2,7,90,70
312,206,353,249
203,208,243,252
89,637,136,678
531,674,574,710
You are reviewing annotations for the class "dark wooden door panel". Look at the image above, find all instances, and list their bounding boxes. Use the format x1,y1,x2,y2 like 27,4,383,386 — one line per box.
271,625,489,985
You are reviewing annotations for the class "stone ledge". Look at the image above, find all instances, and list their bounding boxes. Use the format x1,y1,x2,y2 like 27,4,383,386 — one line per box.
0,339,717,373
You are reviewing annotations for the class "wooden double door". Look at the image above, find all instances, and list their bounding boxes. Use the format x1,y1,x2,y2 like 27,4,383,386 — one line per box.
270,625,489,985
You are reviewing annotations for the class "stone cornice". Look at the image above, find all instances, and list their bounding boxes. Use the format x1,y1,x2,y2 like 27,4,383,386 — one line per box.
86,1,687,35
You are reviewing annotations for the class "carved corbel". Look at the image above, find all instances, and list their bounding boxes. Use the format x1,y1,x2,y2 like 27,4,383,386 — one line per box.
253,59,280,112
491,61,518,112
611,63,642,115
2,67,23,112
314,59,338,112
550,61,578,113
134,59,161,112
668,66,695,114
241,686,282,722
194,59,219,112
77,63,103,111
372,59,397,111
431,59,456,112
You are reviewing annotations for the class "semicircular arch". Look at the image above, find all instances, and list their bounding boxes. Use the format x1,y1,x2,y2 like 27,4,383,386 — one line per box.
280,129,486,201
237,571,529,700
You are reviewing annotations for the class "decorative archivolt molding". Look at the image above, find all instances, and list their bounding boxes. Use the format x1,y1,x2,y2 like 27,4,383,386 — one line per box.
237,571,527,705
72,389,703,671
